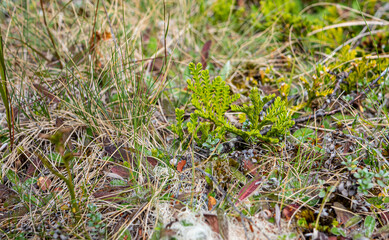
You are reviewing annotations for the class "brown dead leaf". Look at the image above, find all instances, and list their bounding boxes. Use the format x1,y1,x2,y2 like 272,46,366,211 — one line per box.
89,31,112,52
110,165,130,179
146,57,165,72
55,117,64,128
242,159,258,176
104,145,133,163
25,157,42,179
177,160,186,172
201,40,212,68
160,228,177,238
333,202,354,225
380,211,389,225
93,186,130,202
37,176,51,191
236,175,262,203
204,213,219,234
208,195,217,210
216,208,229,240
282,204,300,220
142,28,151,44
0,184,16,203
146,156,158,167
33,83,60,103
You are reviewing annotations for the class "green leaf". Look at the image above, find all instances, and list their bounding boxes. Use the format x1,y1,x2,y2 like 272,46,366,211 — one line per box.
330,227,346,237
110,180,127,186
48,152,63,164
220,60,232,81
292,128,315,142
364,216,376,238
344,215,362,228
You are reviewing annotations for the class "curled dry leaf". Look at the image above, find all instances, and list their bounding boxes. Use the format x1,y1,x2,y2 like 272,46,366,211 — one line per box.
204,213,219,234
25,157,42,179
93,186,129,202
333,202,354,225
236,175,262,204
380,211,389,225
208,195,217,210
242,159,258,176
177,160,186,172
37,176,51,191
146,156,158,167
201,40,212,68
104,145,133,163
110,165,130,179
282,204,300,220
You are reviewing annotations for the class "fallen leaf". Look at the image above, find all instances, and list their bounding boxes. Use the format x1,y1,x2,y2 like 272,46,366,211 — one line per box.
204,213,219,234
55,117,64,128
33,83,60,103
110,165,130,179
201,40,212,68
379,211,389,225
0,184,17,204
177,160,186,172
282,204,300,220
208,195,217,210
242,159,258,176
37,176,51,191
146,57,165,72
236,175,262,204
93,186,130,202
104,145,133,163
146,156,158,167
25,155,42,180
333,202,354,225
216,208,229,240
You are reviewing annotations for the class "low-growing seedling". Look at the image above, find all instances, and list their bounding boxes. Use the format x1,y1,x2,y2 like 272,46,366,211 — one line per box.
38,131,82,225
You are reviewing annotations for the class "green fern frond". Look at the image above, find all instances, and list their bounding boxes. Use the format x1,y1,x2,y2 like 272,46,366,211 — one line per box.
177,63,294,145
171,108,185,140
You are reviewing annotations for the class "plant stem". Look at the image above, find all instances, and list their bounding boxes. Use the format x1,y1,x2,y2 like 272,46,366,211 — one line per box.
0,31,14,150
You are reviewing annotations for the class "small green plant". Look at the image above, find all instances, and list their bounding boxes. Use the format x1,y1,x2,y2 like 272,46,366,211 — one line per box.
354,168,375,195
171,108,185,140
375,169,389,188
341,156,358,171
87,204,107,238
231,88,294,143
172,62,294,145
38,131,82,224
202,135,222,154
